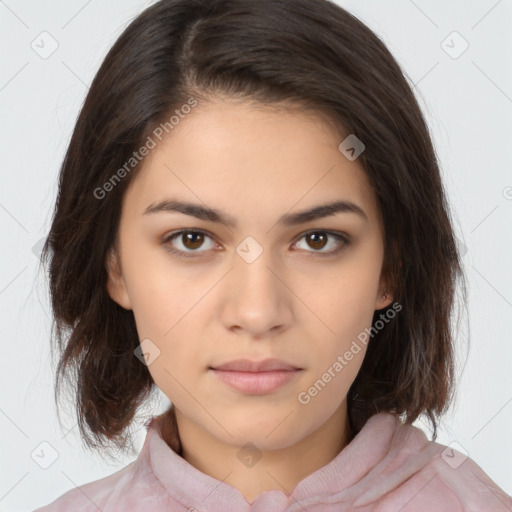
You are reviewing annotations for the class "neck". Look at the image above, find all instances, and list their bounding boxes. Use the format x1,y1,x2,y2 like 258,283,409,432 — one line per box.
165,400,351,504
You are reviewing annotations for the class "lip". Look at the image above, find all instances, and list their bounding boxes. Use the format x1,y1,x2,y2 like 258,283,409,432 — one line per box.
209,358,303,394
210,357,302,372
210,368,302,394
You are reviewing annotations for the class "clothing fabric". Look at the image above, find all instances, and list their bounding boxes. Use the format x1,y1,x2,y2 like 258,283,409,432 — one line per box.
34,408,512,511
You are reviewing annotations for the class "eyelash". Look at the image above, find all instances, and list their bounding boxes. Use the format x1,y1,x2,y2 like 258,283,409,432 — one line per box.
161,229,350,259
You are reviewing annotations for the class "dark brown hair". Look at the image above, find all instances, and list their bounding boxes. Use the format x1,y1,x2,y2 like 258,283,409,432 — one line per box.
40,0,468,460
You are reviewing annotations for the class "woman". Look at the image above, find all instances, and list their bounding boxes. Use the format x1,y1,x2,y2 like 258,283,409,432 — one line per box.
35,0,511,510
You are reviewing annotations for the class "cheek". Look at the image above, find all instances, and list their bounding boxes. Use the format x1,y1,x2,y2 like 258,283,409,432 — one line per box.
141,323,204,408
306,265,380,338
122,245,198,336
300,261,379,383
122,264,206,393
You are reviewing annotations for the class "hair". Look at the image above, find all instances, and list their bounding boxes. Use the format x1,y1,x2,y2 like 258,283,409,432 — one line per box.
40,0,468,460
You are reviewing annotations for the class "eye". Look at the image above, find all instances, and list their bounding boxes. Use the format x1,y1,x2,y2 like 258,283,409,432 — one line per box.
293,230,349,257
162,229,350,258
163,230,217,258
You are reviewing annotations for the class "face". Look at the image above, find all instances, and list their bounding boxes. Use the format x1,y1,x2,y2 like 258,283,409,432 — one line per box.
106,97,392,451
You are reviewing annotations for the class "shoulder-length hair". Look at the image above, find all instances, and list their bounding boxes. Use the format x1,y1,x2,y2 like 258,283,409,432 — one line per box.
40,0,468,459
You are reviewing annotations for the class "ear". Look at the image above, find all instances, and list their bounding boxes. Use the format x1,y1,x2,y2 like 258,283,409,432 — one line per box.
105,247,132,310
374,260,400,310
375,280,393,310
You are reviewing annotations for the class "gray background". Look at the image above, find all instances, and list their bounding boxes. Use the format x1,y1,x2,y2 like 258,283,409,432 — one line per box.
1,0,511,510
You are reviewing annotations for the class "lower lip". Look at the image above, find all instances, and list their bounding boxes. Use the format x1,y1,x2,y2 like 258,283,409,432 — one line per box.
210,369,302,394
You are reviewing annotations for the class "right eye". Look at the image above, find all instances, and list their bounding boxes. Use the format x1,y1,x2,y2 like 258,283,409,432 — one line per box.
162,229,218,258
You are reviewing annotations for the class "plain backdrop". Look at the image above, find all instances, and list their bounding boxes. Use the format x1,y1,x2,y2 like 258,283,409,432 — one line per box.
1,1,511,510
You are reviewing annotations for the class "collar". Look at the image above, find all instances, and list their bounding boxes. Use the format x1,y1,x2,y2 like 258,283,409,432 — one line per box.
138,405,428,511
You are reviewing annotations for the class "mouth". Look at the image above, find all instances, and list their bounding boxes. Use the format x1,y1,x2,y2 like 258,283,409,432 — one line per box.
209,358,303,394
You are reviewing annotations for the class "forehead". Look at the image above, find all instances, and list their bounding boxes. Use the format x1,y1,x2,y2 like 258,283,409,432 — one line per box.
121,98,381,230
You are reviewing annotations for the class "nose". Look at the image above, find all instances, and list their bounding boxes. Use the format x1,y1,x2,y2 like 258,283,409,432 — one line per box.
220,245,294,338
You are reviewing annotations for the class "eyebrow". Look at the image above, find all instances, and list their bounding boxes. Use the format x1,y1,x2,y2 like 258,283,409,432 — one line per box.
143,198,368,228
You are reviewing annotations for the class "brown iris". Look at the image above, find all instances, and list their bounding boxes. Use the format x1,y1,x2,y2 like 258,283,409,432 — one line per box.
181,231,205,250
305,232,328,251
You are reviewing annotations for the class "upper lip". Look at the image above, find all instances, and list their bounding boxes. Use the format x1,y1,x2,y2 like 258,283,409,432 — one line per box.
210,358,301,372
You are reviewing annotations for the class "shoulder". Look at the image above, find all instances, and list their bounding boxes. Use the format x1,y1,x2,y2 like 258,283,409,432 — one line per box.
422,439,512,511
32,461,139,512
353,413,512,511
32,417,163,512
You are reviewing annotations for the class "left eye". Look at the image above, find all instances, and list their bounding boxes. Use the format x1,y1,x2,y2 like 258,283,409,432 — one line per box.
162,230,349,258
294,231,348,256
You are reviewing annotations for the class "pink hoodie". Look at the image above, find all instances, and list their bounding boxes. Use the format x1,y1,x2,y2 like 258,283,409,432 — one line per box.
34,410,511,511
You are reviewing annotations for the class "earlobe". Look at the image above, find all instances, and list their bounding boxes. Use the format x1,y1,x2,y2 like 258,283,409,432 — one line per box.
375,257,400,310
375,274,394,310
105,248,132,310
376,289,393,310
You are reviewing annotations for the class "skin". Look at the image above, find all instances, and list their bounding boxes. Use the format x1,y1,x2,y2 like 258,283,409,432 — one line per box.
106,96,393,504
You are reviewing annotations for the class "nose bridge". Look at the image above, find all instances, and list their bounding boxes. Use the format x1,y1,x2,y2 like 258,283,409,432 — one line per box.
233,234,283,300
222,235,292,333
